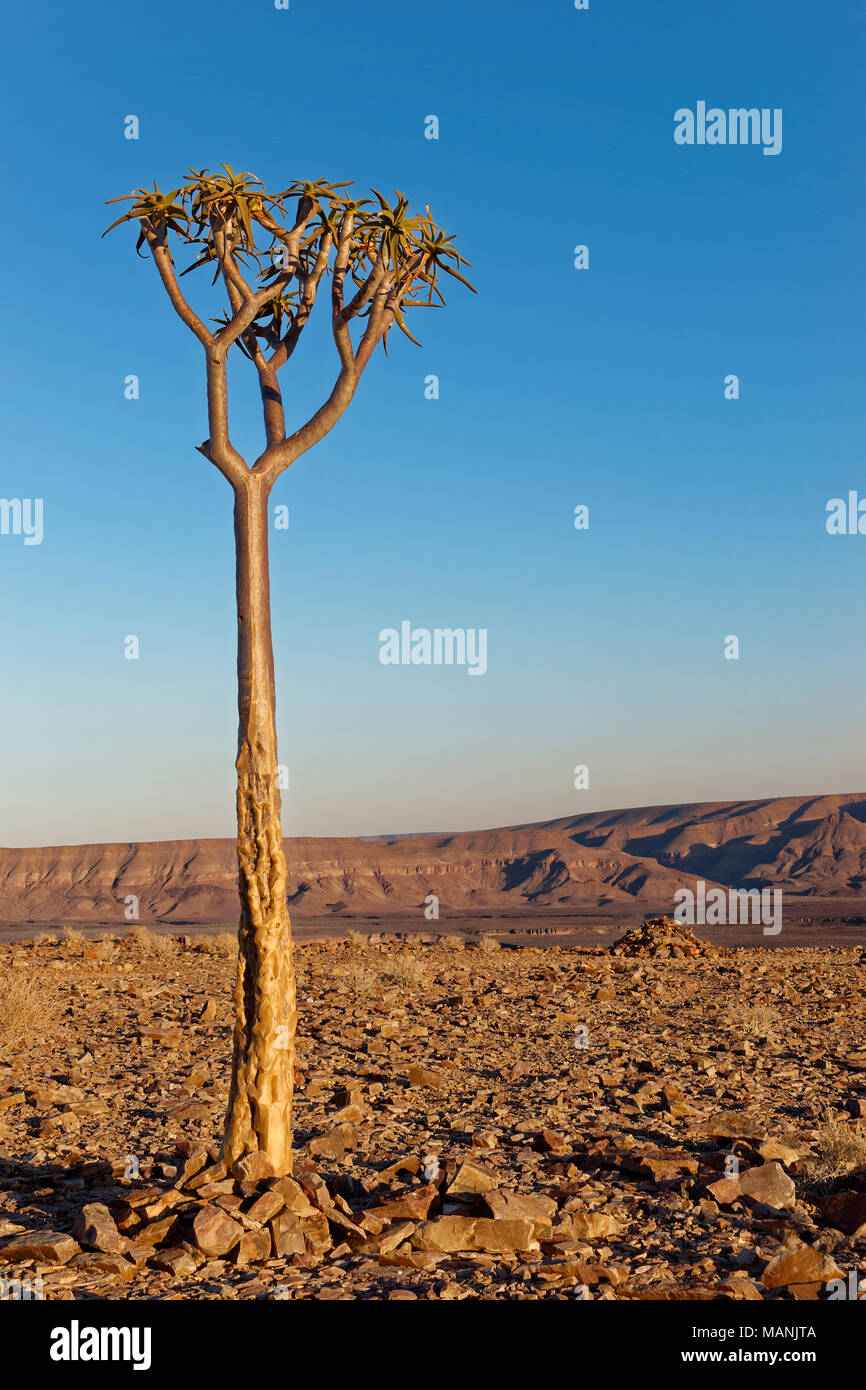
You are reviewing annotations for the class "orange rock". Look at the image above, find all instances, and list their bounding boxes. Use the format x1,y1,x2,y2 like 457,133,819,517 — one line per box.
407,1067,447,1090
820,1190,866,1238
0,1231,79,1264
191,1204,244,1257
761,1243,843,1289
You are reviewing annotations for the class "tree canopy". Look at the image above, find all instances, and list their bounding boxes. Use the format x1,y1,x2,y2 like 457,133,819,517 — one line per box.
105,167,475,485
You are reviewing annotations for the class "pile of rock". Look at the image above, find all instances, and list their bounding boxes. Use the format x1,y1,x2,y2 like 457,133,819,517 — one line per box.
14,1149,589,1282
610,916,724,959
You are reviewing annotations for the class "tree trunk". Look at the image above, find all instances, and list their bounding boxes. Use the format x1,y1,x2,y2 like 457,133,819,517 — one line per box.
221,472,295,1177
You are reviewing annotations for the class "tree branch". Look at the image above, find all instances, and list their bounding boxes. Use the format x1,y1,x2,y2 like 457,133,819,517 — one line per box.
201,353,249,488
268,234,331,372
331,217,356,374
213,227,294,358
253,273,402,485
247,334,286,448
147,231,214,348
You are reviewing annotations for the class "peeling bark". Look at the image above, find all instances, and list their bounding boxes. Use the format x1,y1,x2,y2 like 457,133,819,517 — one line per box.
222,474,295,1176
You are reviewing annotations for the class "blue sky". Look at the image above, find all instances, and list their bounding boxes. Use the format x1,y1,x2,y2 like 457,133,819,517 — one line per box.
1,0,864,846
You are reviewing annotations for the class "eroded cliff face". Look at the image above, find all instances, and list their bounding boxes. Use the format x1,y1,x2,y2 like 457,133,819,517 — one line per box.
1,794,865,924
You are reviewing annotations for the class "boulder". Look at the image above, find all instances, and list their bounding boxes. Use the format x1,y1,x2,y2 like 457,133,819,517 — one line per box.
191,1204,244,1258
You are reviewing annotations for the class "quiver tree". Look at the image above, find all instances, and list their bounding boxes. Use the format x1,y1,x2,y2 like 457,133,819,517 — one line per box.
105,168,474,1175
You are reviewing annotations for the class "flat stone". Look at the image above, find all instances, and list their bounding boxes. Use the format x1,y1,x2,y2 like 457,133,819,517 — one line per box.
445,1160,498,1197
270,1212,305,1258
176,1146,209,1186
308,1129,346,1159
186,1160,227,1191
244,1191,285,1225
407,1067,447,1090
68,1251,137,1281
195,1179,237,1199
294,1171,332,1210
484,1191,557,1239
352,1221,417,1255
230,1152,276,1183
706,1178,742,1205
364,1185,437,1222
569,1211,623,1240
191,1204,244,1257
761,1243,843,1289
636,1155,698,1182
0,1232,79,1265
537,1129,567,1153
738,1162,796,1211
268,1176,318,1216
757,1141,800,1166
471,1217,538,1254
148,1247,198,1277
301,1211,332,1255
133,1213,181,1247
232,1229,272,1265
705,1111,766,1141
412,1216,477,1253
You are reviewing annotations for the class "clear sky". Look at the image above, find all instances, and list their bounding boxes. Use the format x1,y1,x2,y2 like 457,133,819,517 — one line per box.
1,0,864,847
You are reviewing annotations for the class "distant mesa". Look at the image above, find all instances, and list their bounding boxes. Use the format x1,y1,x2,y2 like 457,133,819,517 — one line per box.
1,794,864,925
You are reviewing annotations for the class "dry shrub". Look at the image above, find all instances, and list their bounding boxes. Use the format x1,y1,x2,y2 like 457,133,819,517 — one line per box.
211,933,237,958
0,976,60,1048
62,925,86,950
740,1001,778,1038
722,997,778,1041
129,924,174,957
478,936,501,954
342,962,375,993
802,1113,866,1190
345,929,367,950
379,953,427,987
96,934,119,962
34,932,58,946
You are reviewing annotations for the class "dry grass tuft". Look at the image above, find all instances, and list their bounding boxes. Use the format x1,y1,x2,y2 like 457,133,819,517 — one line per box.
129,924,174,957
0,976,61,1048
211,933,237,958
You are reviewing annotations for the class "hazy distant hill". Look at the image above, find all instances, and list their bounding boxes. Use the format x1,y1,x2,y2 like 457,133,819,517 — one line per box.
2,794,866,925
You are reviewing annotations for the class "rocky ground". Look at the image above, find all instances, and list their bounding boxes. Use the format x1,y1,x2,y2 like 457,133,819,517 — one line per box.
0,918,864,1302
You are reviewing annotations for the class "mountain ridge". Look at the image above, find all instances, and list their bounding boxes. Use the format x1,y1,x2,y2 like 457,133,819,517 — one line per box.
2,793,865,923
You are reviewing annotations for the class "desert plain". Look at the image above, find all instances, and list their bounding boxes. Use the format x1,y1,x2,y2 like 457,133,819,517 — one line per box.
0,911,864,1303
